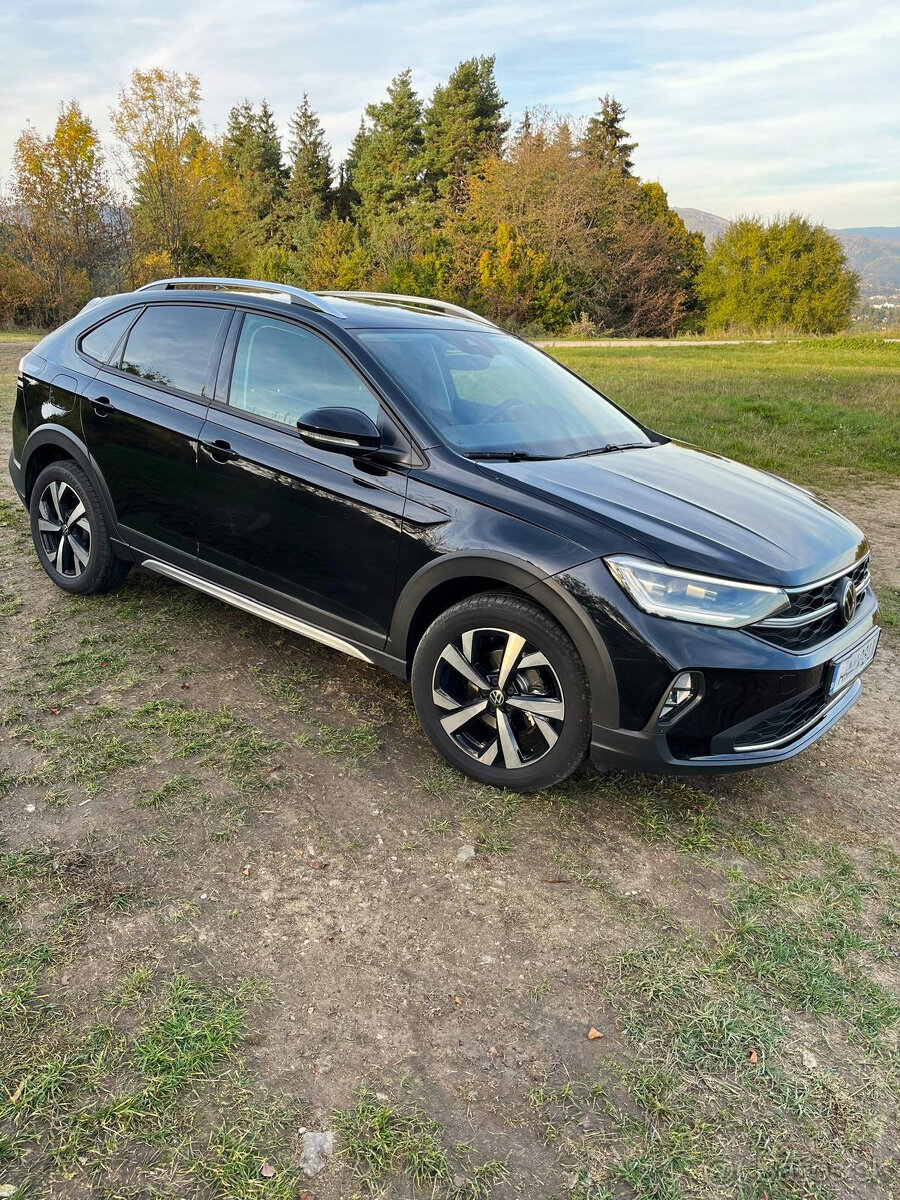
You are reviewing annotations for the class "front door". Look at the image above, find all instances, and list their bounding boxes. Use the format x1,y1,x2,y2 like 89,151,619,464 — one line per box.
80,302,231,565
196,312,407,644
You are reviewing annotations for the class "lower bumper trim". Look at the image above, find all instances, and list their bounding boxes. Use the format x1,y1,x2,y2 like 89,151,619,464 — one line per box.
590,677,862,775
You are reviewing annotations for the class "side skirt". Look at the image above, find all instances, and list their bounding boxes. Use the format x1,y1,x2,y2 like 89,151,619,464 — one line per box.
141,558,374,664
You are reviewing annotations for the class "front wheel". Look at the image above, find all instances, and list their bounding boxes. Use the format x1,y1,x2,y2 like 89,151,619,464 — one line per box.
411,593,591,792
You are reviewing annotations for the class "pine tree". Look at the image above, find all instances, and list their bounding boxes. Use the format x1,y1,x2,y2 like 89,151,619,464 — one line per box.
423,56,509,207
349,70,424,217
286,94,333,214
222,98,287,224
581,95,637,175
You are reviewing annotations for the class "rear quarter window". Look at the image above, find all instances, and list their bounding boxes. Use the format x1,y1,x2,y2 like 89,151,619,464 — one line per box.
79,310,136,364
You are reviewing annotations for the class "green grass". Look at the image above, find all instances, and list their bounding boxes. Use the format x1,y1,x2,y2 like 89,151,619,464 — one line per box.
334,1086,509,1197
534,837,900,1197
878,585,900,628
128,699,282,793
551,338,900,486
0,849,304,1197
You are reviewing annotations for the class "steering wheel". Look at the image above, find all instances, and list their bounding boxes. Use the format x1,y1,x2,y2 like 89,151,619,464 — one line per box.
479,396,527,424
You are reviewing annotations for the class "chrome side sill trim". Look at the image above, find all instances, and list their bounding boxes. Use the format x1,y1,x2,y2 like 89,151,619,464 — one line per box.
142,559,373,663
756,601,837,629
733,687,851,752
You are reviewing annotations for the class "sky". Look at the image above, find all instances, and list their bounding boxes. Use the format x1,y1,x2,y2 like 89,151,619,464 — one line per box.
1,0,898,229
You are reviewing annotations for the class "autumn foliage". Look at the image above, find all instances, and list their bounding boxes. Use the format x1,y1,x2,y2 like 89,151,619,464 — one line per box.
0,64,856,336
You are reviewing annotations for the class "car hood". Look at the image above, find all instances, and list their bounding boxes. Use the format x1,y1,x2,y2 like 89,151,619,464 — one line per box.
489,442,867,587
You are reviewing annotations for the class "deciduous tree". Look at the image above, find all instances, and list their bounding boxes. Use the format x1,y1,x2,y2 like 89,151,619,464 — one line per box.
1,101,119,323
697,215,858,333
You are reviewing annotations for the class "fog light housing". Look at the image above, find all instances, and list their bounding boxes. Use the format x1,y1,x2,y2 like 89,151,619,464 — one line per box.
659,671,699,722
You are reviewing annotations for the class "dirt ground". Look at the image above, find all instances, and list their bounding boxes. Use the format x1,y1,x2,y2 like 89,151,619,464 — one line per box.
1,340,898,1199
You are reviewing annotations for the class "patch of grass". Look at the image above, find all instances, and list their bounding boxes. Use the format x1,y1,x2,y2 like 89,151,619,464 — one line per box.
552,339,900,486
295,718,382,768
334,1086,508,1197
0,851,301,1196
128,700,281,792
560,848,900,1195
251,661,316,712
31,706,139,793
878,585,900,628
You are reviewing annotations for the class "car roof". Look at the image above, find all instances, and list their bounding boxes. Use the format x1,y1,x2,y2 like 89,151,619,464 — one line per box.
91,286,501,336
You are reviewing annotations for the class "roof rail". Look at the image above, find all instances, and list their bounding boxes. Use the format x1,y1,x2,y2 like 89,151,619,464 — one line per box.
136,277,347,319
316,290,498,328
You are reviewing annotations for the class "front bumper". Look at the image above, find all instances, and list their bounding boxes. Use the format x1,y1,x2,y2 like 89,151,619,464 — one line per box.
589,677,862,774
556,557,879,776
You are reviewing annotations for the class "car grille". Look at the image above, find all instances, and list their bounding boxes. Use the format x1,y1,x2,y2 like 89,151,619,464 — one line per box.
749,556,870,651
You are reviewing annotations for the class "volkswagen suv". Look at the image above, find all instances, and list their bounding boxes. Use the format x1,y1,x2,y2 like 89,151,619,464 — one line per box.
10,277,880,791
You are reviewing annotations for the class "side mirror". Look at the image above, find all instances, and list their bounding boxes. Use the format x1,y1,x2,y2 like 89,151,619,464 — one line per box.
296,406,382,456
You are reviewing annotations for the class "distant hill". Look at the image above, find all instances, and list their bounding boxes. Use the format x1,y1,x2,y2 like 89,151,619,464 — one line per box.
674,207,900,296
672,207,730,246
839,227,900,242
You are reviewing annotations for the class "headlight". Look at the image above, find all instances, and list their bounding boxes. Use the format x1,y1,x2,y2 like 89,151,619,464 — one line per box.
605,555,789,628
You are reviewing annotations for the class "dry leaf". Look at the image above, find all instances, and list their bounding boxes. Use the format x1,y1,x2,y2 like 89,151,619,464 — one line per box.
747,1048,759,1064
587,1027,604,1041
454,996,461,1005
260,1162,276,1178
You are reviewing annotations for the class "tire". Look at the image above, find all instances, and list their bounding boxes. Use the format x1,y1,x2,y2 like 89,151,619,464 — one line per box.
29,460,131,595
411,592,591,792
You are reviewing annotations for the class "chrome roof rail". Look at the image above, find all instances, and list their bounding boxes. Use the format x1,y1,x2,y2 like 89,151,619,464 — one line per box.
136,277,347,319
316,290,498,328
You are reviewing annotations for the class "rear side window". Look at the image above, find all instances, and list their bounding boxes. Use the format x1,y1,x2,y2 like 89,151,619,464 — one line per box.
120,304,227,397
80,310,135,364
229,313,380,427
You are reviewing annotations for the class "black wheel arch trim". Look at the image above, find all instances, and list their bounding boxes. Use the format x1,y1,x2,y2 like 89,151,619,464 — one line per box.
20,425,122,539
387,550,619,728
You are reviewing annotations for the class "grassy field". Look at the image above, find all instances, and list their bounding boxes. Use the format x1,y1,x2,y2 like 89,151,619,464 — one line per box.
552,339,900,487
0,338,899,1199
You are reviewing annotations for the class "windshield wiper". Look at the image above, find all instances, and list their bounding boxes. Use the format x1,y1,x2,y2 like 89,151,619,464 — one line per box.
563,442,651,459
465,450,556,461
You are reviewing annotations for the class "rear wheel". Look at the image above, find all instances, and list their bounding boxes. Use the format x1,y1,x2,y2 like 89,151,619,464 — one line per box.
411,593,591,792
29,461,131,595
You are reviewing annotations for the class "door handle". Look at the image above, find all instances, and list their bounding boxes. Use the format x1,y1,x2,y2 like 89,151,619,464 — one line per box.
90,395,116,415
201,439,239,463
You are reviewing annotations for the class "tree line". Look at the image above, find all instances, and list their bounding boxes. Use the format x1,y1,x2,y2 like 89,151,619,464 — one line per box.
0,61,858,336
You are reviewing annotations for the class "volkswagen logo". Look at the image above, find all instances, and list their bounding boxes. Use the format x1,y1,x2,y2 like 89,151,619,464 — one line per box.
488,688,506,708
837,578,857,626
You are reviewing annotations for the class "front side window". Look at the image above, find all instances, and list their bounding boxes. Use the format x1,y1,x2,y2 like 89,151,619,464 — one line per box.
120,304,227,397
229,313,380,428
80,309,135,364
357,328,651,459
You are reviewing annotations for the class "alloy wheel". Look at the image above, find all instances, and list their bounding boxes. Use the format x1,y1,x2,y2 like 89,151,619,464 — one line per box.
431,626,565,769
37,480,92,578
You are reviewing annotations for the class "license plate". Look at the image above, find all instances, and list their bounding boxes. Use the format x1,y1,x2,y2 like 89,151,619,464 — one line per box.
828,628,880,696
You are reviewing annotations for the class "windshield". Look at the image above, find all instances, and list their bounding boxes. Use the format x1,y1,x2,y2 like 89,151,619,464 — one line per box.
356,329,652,459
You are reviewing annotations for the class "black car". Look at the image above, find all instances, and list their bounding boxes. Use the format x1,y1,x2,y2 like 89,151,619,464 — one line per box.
10,277,880,791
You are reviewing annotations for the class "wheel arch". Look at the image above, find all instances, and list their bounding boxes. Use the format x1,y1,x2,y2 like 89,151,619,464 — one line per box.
389,552,619,729
21,426,126,551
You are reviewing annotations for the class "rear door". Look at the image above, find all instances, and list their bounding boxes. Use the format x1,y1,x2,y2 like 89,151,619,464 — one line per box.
80,302,231,565
196,311,408,642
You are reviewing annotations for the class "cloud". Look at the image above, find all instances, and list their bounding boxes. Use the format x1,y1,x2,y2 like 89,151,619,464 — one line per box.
0,0,897,227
